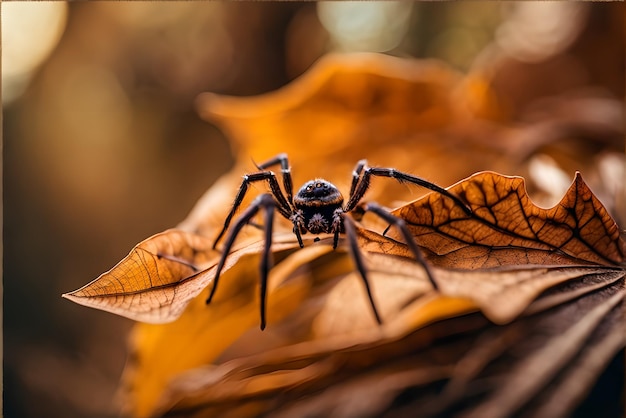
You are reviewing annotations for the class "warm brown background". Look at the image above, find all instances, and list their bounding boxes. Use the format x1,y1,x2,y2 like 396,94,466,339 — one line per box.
4,3,623,417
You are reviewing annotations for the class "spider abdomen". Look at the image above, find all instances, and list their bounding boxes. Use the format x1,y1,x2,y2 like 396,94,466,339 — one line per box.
306,212,330,234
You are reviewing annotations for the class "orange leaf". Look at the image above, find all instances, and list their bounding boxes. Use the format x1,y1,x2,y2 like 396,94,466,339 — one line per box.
194,53,505,211
62,230,215,323
62,229,305,324
386,171,623,267
63,171,624,417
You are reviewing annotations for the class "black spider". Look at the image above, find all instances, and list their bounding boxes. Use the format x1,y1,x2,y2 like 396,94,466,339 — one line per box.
207,153,471,330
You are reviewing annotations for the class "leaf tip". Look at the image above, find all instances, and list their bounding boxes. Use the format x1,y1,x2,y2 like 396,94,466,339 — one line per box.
573,170,584,184
61,291,81,303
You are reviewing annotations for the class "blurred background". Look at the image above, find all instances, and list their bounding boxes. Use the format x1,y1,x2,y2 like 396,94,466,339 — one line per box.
3,2,623,417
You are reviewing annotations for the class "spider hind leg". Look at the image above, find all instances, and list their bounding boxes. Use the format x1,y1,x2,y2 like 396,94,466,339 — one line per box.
361,202,438,290
343,215,383,324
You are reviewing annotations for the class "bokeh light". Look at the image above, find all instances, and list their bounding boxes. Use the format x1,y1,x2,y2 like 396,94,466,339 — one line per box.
497,2,588,62
2,2,68,104
318,1,414,52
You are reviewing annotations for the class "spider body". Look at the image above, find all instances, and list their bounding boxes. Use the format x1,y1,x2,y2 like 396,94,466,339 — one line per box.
292,179,344,235
208,153,471,330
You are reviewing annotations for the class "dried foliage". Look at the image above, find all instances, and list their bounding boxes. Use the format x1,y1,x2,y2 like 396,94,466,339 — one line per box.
63,52,624,418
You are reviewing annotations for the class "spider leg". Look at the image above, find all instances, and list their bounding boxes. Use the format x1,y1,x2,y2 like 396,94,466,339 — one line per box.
331,207,344,249
287,207,306,248
254,153,294,204
206,193,276,330
345,165,472,215
349,159,367,198
258,195,275,330
343,215,382,324
360,202,438,290
213,171,291,249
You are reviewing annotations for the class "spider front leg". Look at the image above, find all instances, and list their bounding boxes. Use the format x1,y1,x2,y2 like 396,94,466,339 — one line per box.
255,153,295,204
345,163,472,215
213,171,291,249
349,159,367,198
207,193,276,330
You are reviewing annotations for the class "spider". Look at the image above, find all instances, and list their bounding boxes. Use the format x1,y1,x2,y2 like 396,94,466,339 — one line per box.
207,153,471,330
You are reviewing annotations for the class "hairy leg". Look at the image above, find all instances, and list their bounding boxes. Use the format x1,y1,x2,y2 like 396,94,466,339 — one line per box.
345,165,471,215
254,153,294,204
213,171,290,249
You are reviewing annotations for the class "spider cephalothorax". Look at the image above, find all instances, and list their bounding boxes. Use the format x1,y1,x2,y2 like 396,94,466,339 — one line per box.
208,153,471,329
292,179,344,235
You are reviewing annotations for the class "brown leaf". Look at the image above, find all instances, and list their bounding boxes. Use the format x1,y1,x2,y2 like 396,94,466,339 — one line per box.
63,168,624,417
156,271,623,418
62,229,305,324
65,164,624,329
63,230,216,323
385,171,623,267
196,53,463,163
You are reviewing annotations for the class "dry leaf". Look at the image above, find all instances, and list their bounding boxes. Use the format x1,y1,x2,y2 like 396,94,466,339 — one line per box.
387,171,623,267
64,171,624,418
63,230,215,323
62,230,305,323
64,171,622,325
146,171,622,418
147,267,622,418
